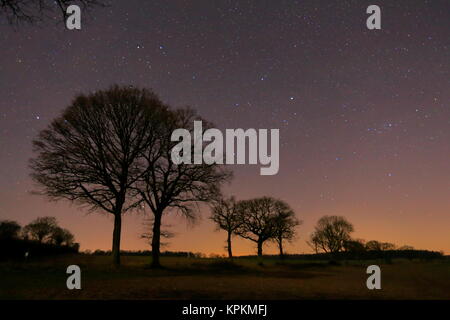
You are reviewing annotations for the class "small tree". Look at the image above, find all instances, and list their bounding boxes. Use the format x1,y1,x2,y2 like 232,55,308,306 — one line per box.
210,196,242,258
271,201,301,258
22,216,57,243
308,215,354,253
235,197,280,258
0,220,21,240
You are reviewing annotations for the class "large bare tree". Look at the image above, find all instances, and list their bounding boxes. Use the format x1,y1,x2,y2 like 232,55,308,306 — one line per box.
135,108,232,268
210,196,242,258
308,215,354,253
29,85,167,265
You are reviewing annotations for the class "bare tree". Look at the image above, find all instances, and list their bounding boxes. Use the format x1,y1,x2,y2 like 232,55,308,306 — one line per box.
22,216,57,243
0,0,106,25
210,196,242,258
271,201,301,258
308,215,354,253
29,85,168,266
135,108,232,268
235,197,282,259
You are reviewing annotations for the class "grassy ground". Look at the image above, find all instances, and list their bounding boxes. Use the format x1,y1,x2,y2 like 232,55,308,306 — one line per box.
1,255,449,300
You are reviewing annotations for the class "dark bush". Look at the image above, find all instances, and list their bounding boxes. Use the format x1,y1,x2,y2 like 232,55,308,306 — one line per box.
0,238,79,261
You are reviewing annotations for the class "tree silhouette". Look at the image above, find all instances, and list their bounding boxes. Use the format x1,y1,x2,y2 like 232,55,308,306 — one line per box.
398,245,415,251
22,216,57,243
50,226,74,246
135,108,231,268
29,85,168,266
235,197,282,259
308,215,354,253
271,201,301,258
0,220,21,240
0,0,105,25
210,196,242,258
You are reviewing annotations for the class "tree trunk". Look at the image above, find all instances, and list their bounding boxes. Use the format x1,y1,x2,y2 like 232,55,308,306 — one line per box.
257,239,263,265
257,239,263,257
227,231,233,259
112,213,122,266
278,238,284,259
151,211,162,268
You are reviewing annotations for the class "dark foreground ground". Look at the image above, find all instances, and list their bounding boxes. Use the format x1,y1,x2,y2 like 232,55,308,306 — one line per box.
1,255,449,299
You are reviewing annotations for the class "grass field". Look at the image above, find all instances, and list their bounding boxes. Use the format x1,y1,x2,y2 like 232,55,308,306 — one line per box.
1,255,449,300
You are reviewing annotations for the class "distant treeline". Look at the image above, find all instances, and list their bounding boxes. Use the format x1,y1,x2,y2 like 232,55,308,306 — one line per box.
86,249,199,257
0,238,79,261
237,250,444,261
0,217,79,261
85,249,445,261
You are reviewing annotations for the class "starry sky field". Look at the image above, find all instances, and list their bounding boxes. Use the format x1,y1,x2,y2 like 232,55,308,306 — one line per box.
1,0,449,255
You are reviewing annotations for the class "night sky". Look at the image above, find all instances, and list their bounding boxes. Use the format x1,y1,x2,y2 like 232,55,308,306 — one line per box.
1,0,449,255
